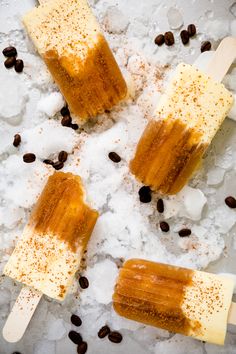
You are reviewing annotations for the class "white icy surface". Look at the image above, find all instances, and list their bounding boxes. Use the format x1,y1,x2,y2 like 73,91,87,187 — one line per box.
0,0,236,354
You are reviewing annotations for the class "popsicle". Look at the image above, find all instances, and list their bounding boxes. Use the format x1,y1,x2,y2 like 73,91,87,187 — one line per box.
130,37,235,195
3,172,98,342
23,0,127,122
113,259,236,345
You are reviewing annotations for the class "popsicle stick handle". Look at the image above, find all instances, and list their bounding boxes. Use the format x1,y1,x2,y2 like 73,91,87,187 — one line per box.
228,301,236,325
2,287,42,343
206,37,236,82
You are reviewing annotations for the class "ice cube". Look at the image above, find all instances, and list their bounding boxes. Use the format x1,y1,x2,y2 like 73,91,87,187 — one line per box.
21,120,78,159
45,314,67,341
37,92,65,117
0,71,26,125
230,2,236,17
34,340,56,354
103,6,129,34
207,167,225,186
182,187,207,220
215,147,233,170
204,19,229,40
167,7,183,30
213,205,236,233
81,259,118,305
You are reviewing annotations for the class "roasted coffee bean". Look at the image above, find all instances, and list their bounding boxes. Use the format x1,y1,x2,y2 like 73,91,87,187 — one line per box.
79,276,89,289
157,198,164,213
61,115,72,127
164,31,175,46
53,161,64,170
154,34,165,46
180,30,190,45
98,325,111,338
14,59,24,73
138,186,152,203
23,153,36,163
187,24,196,37
13,134,21,147
58,150,68,163
71,123,79,130
43,159,54,165
60,106,70,116
225,196,236,209
71,314,82,327
178,228,191,237
4,56,16,69
201,41,211,52
108,152,121,163
160,221,169,232
3,46,17,57
77,341,87,354
108,331,123,344
68,331,82,344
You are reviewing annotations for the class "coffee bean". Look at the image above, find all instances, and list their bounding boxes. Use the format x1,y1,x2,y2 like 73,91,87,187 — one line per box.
77,341,87,354
225,196,236,209
43,159,54,165
14,59,24,73
13,134,21,147
71,123,79,130
98,325,110,338
139,186,152,203
68,331,82,344
53,161,64,170
61,115,72,127
23,153,36,163
108,152,121,163
178,228,191,237
157,198,164,213
160,221,169,232
4,56,16,69
3,46,17,57
180,30,189,45
201,41,211,52
60,106,70,117
164,31,175,46
71,314,82,327
58,150,68,163
154,34,165,46
187,24,196,37
108,331,123,344
79,276,89,289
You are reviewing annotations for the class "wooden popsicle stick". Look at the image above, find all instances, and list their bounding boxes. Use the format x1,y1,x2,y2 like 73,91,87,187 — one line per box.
206,37,236,82
2,287,42,343
228,302,236,325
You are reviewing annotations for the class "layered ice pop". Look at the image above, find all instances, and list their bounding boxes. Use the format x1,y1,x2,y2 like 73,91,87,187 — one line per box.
23,0,127,122
113,259,235,345
4,172,98,300
130,60,234,195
